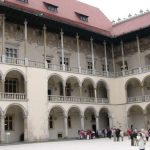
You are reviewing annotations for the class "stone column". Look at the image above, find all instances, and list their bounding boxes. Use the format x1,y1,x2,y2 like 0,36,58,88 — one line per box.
43,24,47,68
2,14,5,63
24,80,27,100
142,86,145,97
24,115,28,141
94,88,97,103
79,85,82,98
120,40,125,76
96,116,99,132
0,115,5,143
76,33,81,73
1,80,4,99
136,35,142,73
111,43,116,73
63,82,66,99
64,116,68,138
60,29,65,71
90,37,95,74
80,115,84,130
103,41,108,76
109,116,113,129
24,20,28,66
144,113,148,129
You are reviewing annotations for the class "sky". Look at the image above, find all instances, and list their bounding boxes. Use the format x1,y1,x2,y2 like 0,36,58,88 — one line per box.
79,0,150,21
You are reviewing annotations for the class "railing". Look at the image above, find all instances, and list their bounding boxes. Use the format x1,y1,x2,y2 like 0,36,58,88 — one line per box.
97,98,109,104
142,65,150,73
0,92,26,100
48,95,96,104
28,60,45,68
127,96,143,103
2,56,150,78
65,66,80,74
47,63,63,71
48,95,64,102
5,57,25,66
125,68,140,76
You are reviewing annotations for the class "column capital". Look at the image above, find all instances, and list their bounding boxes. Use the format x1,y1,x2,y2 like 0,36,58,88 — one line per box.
0,114,5,119
43,24,47,30
24,19,28,25
136,35,139,40
90,37,93,42
60,28,64,35
80,115,84,119
103,40,106,45
76,33,79,39
120,40,123,44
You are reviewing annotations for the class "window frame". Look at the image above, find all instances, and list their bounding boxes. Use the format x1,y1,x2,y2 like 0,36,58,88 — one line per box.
5,115,13,131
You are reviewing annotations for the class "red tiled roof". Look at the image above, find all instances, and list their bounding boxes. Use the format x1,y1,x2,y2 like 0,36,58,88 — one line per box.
4,0,112,36
2,0,150,37
111,12,150,36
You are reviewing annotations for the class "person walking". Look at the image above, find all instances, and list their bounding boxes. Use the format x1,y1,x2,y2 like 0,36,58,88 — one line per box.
137,133,146,150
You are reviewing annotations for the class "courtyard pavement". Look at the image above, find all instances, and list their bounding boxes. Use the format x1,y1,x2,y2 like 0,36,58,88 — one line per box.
0,137,150,150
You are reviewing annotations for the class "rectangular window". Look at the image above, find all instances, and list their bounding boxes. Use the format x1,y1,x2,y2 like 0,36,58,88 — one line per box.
88,62,93,70
5,48,18,58
60,57,69,66
5,79,17,93
17,0,28,3
102,64,109,72
49,116,53,129
5,115,13,131
44,2,58,13
76,13,88,22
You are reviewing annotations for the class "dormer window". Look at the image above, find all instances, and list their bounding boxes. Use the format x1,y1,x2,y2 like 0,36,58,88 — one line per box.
44,2,58,13
17,0,28,3
76,12,88,22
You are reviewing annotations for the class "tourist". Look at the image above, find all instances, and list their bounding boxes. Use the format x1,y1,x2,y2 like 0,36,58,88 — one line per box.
116,128,120,141
137,133,146,150
120,130,124,141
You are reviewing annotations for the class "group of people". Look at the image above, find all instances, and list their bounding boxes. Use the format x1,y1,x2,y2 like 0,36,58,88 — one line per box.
78,130,96,140
78,128,124,141
127,128,150,150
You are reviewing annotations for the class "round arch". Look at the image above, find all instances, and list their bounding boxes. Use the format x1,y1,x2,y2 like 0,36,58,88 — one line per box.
67,105,82,116
4,68,26,81
82,77,96,88
125,78,142,89
84,106,97,116
142,75,150,86
48,73,64,83
4,103,27,117
96,79,109,90
49,105,66,116
127,105,145,130
65,76,81,87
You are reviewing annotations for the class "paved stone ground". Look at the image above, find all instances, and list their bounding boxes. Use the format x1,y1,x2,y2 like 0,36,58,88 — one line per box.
0,137,150,150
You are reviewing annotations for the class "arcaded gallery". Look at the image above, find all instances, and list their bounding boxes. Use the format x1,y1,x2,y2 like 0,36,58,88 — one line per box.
0,0,150,143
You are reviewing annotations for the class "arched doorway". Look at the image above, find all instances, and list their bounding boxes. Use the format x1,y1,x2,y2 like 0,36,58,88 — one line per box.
48,75,64,101
97,81,108,103
65,76,80,97
128,105,144,130
84,107,96,132
4,105,26,143
99,108,110,129
5,70,25,93
49,106,65,139
67,107,81,138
